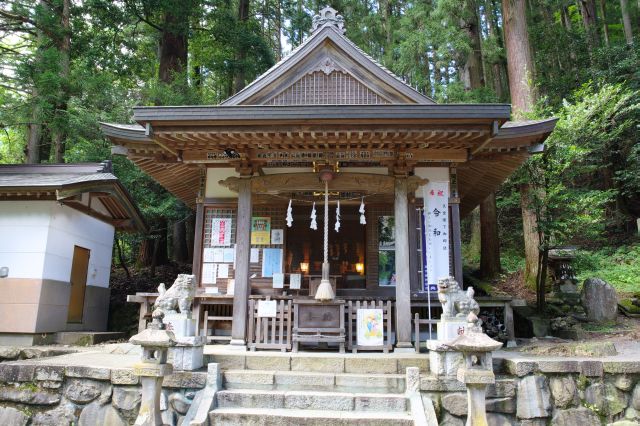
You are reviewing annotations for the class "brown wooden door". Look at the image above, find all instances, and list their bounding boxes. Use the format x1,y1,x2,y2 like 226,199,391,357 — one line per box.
67,246,90,323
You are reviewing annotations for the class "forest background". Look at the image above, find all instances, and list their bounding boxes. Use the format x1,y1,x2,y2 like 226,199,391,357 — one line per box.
0,0,639,317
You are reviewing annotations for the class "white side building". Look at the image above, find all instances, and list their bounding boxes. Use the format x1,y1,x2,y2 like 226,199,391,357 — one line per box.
0,162,145,345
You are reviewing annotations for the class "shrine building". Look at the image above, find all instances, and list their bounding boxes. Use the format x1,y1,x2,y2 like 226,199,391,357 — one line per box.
102,8,556,352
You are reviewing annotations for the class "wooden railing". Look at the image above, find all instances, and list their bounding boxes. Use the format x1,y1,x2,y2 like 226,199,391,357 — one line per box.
247,298,292,352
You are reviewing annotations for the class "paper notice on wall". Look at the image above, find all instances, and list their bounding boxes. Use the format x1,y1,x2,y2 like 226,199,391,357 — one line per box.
261,248,282,278
217,263,229,279
202,263,217,284
250,248,260,263
203,247,215,262
423,181,450,287
222,248,235,263
272,273,284,289
212,248,224,263
257,300,277,317
210,218,232,246
289,273,302,290
226,279,234,296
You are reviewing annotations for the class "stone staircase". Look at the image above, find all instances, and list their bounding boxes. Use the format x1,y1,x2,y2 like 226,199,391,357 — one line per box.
203,350,429,425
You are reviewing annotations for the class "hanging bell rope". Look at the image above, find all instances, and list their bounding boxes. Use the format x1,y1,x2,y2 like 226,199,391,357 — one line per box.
315,179,335,301
359,197,366,225
334,200,341,232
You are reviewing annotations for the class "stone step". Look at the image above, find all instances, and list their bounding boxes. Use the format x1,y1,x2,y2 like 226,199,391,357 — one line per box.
209,407,414,425
222,369,405,393
54,332,125,346
204,352,429,374
216,389,408,412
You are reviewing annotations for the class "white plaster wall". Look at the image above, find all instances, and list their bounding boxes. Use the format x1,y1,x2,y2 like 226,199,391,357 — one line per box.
44,203,115,287
205,168,239,198
0,201,50,279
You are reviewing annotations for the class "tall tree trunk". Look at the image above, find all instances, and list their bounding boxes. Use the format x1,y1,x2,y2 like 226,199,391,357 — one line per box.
480,192,501,279
159,10,189,85
502,0,536,116
468,207,481,261
172,219,188,262
485,0,507,100
520,183,540,290
620,0,634,44
51,0,70,163
598,0,610,47
26,90,42,164
579,0,599,53
462,0,485,90
233,0,250,93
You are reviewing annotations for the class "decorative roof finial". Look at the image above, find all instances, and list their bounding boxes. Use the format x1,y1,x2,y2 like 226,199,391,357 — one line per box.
312,7,345,35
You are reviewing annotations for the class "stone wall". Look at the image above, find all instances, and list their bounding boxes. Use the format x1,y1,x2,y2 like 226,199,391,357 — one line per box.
422,357,640,425
0,362,206,425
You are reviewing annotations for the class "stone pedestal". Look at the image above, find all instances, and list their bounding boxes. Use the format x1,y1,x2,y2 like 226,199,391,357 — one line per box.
163,313,196,338
427,340,464,377
169,336,205,371
437,318,468,341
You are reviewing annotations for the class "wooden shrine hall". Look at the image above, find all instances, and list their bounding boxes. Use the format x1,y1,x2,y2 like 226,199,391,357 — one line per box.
102,7,556,352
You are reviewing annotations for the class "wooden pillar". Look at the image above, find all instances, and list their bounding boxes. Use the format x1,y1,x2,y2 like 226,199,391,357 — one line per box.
191,202,205,285
394,177,413,350
449,166,463,285
230,178,252,348
451,202,463,285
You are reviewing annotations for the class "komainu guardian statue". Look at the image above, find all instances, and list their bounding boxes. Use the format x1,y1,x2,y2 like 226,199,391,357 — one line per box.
154,274,196,316
437,276,480,320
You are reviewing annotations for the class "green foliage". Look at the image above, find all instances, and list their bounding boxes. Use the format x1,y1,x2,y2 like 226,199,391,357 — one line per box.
574,244,640,295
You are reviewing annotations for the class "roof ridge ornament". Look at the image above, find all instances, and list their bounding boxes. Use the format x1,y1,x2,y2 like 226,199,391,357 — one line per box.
312,7,345,35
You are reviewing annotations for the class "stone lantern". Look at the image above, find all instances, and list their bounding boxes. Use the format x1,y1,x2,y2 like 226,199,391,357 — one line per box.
447,313,502,426
129,309,176,426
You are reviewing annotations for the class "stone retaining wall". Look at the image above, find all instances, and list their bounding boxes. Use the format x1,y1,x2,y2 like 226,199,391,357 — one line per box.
1,356,639,425
423,357,640,425
0,362,205,425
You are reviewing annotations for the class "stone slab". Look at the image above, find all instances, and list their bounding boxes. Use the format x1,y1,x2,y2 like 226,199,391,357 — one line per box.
169,345,204,371
216,389,285,409
162,371,207,389
437,319,468,342
291,356,344,373
275,371,335,388
224,370,275,386
64,366,111,381
354,394,407,412
246,355,291,371
111,369,139,385
345,357,397,374
397,357,429,373
284,391,354,411
335,373,404,393
0,364,36,382
419,375,466,392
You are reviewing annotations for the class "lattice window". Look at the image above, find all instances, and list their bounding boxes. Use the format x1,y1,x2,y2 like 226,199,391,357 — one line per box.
266,71,390,105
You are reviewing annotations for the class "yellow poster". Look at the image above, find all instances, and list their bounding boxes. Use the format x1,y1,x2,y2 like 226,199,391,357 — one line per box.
251,217,271,245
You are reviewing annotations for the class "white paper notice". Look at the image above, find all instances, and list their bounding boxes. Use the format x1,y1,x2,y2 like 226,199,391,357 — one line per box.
226,279,235,296
210,218,232,246
202,263,217,284
257,300,277,317
222,248,235,263
212,248,224,263
272,272,284,289
218,263,230,279
423,181,450,285
203,247,215,262
250,248,260,263
205,286,219,294
289,273,302,290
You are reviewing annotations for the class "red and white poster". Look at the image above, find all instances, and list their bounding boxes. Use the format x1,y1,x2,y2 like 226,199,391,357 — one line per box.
210,218,232,246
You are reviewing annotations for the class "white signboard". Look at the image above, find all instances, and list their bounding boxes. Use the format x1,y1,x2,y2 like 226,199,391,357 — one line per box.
210,218,232,246
272,273,284,289
271,229,284,245
202,263,217,284
356,309,384,347
257,300,277,317
423,181,450,286
289,273,302,290
217,263,229,279
250,248,260,263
